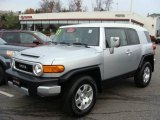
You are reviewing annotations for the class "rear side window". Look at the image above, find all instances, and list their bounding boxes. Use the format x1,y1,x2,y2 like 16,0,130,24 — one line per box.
2,32,20,43
144,31,152,43
105,28,127,47
126,29,140,45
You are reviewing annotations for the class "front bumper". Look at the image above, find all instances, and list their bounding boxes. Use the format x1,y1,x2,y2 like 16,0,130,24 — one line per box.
6,68,61,97
5,59,11,69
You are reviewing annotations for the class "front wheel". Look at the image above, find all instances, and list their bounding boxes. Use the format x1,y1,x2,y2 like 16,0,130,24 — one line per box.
63,75,97,117
0,65,5,85
134,62,152,88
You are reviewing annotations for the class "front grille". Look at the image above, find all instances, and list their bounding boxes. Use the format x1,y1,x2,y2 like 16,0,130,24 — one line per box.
15,61,33,73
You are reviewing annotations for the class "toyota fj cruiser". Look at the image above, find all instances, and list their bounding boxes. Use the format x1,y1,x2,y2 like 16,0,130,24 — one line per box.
6,23,155,116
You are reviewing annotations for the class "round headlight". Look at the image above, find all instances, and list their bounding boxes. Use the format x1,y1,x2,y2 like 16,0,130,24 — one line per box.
33,64,43,76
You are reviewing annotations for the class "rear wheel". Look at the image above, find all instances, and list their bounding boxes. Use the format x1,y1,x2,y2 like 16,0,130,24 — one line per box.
0,65,5,85
63,75,97,117
134,62,152,88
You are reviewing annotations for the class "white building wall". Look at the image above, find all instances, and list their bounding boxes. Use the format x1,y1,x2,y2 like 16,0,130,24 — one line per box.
144,17,155,36
20,11,131,20
155,17,160,36
19,11,160,37
144,17,160,37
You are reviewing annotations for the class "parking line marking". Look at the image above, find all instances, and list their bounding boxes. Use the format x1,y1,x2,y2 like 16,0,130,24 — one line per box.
0,90,14,97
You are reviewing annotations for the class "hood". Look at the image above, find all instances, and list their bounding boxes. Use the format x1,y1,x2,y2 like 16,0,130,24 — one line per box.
15,44,99,65
0,45,29,51
0,45,29,59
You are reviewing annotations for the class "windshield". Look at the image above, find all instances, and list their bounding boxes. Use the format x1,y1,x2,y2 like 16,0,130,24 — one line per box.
0,38,7,44
33,32,52,42
54,27,99,46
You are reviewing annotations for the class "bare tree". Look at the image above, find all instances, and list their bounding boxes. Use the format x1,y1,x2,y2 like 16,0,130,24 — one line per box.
24,8,35,14
103,0,113,11
55,0,61,12
40,0,49,13
48,1,55,12
68,0,83,12
75,0,82,11
94,0,103,11
40,0,62,13
94,0,113,11
68,0,75,12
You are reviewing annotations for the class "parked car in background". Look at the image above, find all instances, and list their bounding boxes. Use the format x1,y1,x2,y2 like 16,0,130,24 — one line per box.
0,30,53,85
150,35,156,43
0,31,52,85
0,38,29,85
0,37,7,44
50,34,55,41
0,30,52,47
155,36,160,44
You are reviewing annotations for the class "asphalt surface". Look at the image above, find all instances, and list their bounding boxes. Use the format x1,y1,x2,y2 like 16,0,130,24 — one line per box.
0,45,160,120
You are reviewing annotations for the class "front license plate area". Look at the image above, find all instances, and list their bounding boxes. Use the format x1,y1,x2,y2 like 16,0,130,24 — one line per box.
13,78,21,86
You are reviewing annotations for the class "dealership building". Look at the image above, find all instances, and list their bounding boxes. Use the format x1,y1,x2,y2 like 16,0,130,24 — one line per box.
19,11,160,37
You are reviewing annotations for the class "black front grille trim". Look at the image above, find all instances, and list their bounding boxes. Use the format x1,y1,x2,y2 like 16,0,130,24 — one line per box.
15,61,33,73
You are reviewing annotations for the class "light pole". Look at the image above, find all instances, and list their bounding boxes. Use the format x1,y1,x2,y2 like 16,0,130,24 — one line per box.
129,0,133,24
116,2,118,11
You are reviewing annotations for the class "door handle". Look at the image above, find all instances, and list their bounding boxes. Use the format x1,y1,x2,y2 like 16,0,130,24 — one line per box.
125,50,132,54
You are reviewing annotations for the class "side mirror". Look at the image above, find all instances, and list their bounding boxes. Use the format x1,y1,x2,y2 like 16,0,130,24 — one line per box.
110,37,120,48
109,37,120,54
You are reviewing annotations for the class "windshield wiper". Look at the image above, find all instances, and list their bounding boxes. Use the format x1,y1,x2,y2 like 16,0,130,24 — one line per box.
72,42,89,48
58,42,71,45
52,41,71,45
52,41,58,44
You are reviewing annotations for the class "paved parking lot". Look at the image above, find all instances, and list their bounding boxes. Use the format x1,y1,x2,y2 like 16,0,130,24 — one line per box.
0,45,160,120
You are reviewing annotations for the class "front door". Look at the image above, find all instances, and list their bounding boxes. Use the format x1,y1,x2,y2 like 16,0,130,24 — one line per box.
103,28,133,80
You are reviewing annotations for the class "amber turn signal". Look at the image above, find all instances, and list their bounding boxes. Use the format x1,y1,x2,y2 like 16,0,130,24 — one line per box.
43,65,65,73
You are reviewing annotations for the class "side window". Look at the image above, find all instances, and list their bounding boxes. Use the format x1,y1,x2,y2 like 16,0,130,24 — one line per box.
20,33,37,44
144,31,152,43
2,32,20,43
126,29,140,45
105,28,127,48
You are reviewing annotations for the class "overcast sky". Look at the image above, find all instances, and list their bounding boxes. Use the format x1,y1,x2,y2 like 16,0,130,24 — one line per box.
0,0,160,16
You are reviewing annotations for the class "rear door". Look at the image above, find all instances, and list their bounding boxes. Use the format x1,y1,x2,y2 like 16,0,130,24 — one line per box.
125,28,141,71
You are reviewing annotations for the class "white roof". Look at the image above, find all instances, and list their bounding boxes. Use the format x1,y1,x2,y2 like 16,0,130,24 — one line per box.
61,23,147,31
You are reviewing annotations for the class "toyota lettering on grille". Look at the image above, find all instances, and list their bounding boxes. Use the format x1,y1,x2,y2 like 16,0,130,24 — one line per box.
19,64,27,69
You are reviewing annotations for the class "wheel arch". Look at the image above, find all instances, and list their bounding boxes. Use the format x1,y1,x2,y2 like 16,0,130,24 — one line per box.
0,58,8,70
138,54,154,72
60,66,102,92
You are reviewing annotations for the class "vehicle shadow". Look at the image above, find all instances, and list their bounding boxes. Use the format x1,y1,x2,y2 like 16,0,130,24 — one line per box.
2,78,137,120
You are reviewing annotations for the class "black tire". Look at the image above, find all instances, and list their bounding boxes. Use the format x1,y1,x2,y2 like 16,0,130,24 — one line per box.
63,75,97,117
0,65,5,85
134,62,152,88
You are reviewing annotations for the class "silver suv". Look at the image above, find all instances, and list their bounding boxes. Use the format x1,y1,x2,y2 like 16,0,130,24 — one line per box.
6,23,155,116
